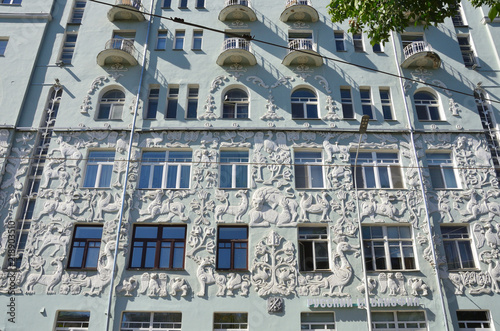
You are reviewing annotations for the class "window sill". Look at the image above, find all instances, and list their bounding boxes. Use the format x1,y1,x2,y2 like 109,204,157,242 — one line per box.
81,186,112,189
219,187,249,190
431,187,461,190
292,117,321,120
154,49,166,51
355,187,405,190
448,268,480,272
172,48,184,51
418,120,447,122
67,268,98,271
138,187,190,190
296,187,326,190
128,267,185,271
367,269,420,273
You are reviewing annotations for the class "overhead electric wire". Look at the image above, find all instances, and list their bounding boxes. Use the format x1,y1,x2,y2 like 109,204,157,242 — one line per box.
88,0,500,105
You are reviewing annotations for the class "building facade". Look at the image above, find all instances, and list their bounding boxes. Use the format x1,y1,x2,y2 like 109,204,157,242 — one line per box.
1,0,500,330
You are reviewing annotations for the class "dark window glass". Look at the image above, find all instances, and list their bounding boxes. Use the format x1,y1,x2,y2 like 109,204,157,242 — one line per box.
217,227,248,270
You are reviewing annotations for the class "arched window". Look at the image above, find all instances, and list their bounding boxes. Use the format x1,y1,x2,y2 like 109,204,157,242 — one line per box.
414,91,440,121
223,89,248,119
97,89,125,120
291,88,318,119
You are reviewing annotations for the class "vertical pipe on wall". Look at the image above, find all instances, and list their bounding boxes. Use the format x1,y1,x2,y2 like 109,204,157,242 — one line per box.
105,1,155,330
390,31,451,331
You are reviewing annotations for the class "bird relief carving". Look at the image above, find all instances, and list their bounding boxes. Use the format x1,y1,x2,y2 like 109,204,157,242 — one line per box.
378,272,407,296
214,190,248,223
132,273,191,297
251,231,297,296
298,192,330,222
137,190,189,222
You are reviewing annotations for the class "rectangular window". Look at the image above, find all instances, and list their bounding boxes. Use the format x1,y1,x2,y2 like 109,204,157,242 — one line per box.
214,313,248,331
360,88,373,119
192,30,203,50
139,150,192,189
178,0,187,8
334,31,345,51
295,151,324,189
68,226,103,269
452,6,466,26
353,33,364,52
0,0,22,4
291,89,318,119
301,313,335,330
401,34,424,49
220,150,248,188
69,0,86,24
372,43,383,53
458,35,477,68
299,227,329,271
121,312,182,331
146,87,160,119
195,0,205,8
162,0,172,8
186,86,198,119
0,39,8,56
166,86,179,118
427,153,458,189
457,310,492,330
379,88,393,120
55,311,90,331
83,151,114,188
174,30,185,50
372,311,427,330
351,152,403,189
442,226,475,270
217,227,248,270
156,30,168,50
60,33,78,64
363,225,416,271
340,88,354,119
288,32,313,50
130,225,186,269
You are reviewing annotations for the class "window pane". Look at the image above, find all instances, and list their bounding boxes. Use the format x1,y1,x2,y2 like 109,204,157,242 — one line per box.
166,165,178,188
85,244,101,268
83,165,98,187
98,164,113,187
139,165,151,188
235,164,247,188
233,246,247,269
364,166,376,188
69,246,84,268
310,165,324,188
135,226,158,238
162,226,185,239
180,165,190,188
219,227,247,240
160,243,171,268
217,245,231,269
220,165,232,188
295,165,307,188
443,167,458,188
75,226,103,239
429,166,445,188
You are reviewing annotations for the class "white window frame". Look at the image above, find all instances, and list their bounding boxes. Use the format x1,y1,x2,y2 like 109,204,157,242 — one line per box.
145,87,160,119
401,33,424,49
178,0,187,8
213,313,248,331
371,311,427,330
83,151,115,188
156,30,168,50
351,151,403,189
291,88,319,119
353,33,364,52
340,87,354,119
414,91,441,121
294,151,325,189
69,0,86,24
441,225,476,270
195,0,205,9
0,0,22,4
166,86,179,119
372,42,384,53
54,311,90,331
452,5,468,26
457,310,493,330
138,150,192,189
301,312,335,331
97,90,125,120
186,85,198,119
457,34,479,68
379,88,394,120
120,312,182,331
192,30,203,50
162,0,171,8
427,152,459,189
363,225,417,271
334,31,345,51
222,88,249,119
174,30,185,50
60,32,78,64
0,38,8,56
298,227,330,271
219,150,249,189
360,87,374,119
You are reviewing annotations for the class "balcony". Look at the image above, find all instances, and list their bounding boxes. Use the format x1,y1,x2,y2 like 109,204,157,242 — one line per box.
216,38,257,66
107,0,145,21
280,0,319,22
96,39,138,66
219,0,257,22
282,39,322,66
401,41,441,69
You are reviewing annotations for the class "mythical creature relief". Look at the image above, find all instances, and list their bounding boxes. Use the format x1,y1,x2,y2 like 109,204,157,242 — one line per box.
297,242,359,297
358,191,408,225
34,190,87,221
249,187,298,227
48,135,83,167
136,190,189,222
251,231,297,296
1,146,32,190
298,192,330,222
355,275,429,297
378,272,408,296
94,191,122,221
32,221,72,257
40,159,70,189
458,189,500,222
214,190,248,223
252,131,291,188
24,256,64,294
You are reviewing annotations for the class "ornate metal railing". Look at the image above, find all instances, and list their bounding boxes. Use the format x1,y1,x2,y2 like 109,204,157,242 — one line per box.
115,0,141,9
223,38,250,52
104,38,136,56
403,41,431,60
225,0,250,7
288,38,315,53
286,0,312,8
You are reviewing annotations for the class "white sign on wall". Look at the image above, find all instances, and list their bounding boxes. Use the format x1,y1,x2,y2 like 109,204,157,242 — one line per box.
307,297,422,309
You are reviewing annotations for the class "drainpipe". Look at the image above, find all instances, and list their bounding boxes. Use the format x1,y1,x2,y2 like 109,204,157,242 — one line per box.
105,0,155,330
390,31,450,330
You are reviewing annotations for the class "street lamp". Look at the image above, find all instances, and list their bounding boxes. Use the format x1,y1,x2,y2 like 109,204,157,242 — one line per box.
354,115,372,331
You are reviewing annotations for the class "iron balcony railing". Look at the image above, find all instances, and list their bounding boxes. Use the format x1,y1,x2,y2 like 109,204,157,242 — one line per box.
105,38,136,56
286,0,312,8
223,37,251,52
287,38,315,53
403,41,432,60
225,0,250,7
115,0,141,9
